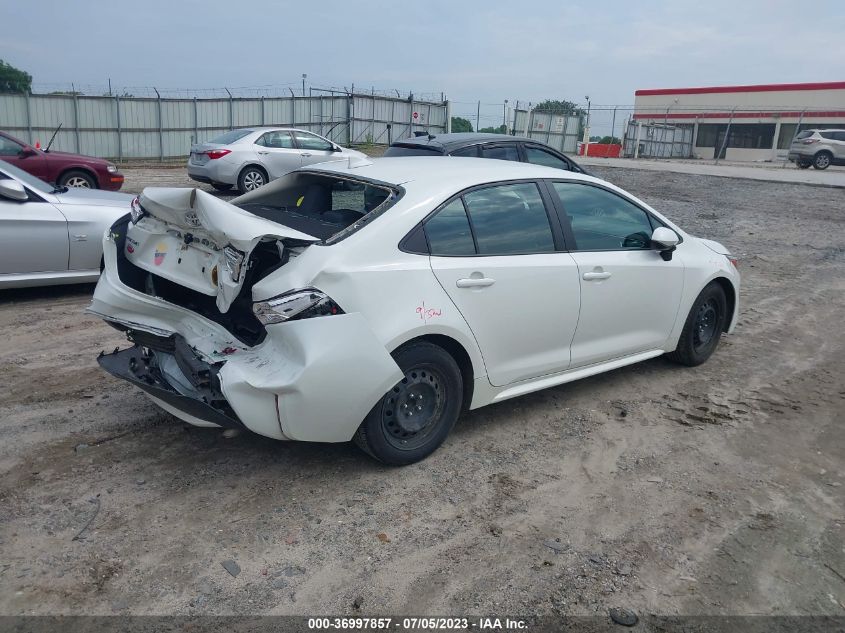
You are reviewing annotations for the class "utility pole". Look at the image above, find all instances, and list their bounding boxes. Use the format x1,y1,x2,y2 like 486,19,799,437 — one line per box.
302,73,307,97
503,99,509,133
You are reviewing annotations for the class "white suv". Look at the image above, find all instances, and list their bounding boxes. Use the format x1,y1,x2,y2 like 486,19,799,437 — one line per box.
788,129,845,170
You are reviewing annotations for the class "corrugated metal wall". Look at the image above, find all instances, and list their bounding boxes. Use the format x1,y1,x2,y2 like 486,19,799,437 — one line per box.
0,92,447,160
512,109,583,153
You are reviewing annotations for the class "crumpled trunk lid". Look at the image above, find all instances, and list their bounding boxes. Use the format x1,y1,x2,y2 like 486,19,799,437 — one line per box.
127,187,316,312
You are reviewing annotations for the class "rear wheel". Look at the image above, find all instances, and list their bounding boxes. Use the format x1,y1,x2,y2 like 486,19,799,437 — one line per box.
211,182,233,192
354,342,462,466
796,160,811,169
813,152,832,170
666,283,727,367
237,166,267,193
58,170,96,189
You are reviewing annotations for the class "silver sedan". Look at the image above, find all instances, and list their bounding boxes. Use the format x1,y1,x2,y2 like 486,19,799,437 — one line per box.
187,127,367,194
0,161,133,289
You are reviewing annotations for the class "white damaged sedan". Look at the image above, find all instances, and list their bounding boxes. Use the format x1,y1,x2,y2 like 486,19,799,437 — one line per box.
90,157,739,465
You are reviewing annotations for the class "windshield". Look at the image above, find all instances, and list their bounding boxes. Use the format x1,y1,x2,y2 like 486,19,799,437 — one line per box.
384,144,444,157
233,171,400,243
208,129,253,144
0,159,56,194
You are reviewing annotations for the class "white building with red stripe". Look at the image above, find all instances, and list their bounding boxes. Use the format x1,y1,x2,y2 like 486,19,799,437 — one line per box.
632,81,845,161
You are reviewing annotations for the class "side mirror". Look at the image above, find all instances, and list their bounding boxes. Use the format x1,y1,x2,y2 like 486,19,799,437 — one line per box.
0,180,29,202
18,147,38,158
331,144,341,152
651,226,679,261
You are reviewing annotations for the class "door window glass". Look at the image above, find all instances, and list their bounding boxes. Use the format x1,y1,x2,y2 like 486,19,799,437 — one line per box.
450,145,479,157
293,132,333,151
481,144,519,161
256,131,294,148
525,146,571,170
424,199,476,256
552,182,655,250
0,136,24,156
463,183,554,255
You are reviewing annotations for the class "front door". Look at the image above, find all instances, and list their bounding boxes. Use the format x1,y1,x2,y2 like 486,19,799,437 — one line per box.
292,131,338,167
0,182,68,275
0,135,48,180
549,181,685,367
254,130,302,179
425,182,580,387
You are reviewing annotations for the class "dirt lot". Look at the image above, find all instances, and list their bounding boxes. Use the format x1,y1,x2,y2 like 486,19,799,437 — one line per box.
0,165,843,618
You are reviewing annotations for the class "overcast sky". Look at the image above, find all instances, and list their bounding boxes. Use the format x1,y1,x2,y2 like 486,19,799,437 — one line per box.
3,0,844,131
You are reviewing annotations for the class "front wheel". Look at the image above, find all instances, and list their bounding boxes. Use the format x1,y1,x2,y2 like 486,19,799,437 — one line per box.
354,342,463,465
666,283,727,367
58,170,96,189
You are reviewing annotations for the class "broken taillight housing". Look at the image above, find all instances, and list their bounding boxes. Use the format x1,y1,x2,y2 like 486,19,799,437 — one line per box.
130,195,145,224
253,289,344,325
222,245,245,282
205,149,232,159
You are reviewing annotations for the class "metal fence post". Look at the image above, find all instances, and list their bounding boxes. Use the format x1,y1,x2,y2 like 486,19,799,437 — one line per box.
25,91,32,145
193,97,199,145
154,87,163,161
225,87,233,130
476,100,480,133
115,94,122,161
72,92,81,153
445,100,451,133
611,107,617,144
261,95,265,126
715,107,735,164
409,92,414,136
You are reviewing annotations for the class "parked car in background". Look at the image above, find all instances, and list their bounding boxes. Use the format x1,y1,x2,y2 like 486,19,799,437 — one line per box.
91,157,739,465
788,129,845,170
0,161,132,289
187,127,368,194
0,130,124,190
384,132,590,174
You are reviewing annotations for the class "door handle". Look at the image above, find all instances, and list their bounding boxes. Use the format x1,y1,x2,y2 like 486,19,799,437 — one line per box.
300,152,312,157
583,271,611,281
456,277,495,288
257,151,269,155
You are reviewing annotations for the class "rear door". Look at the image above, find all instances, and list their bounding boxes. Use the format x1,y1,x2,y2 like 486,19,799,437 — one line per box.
254,130,302,179
0,177,68,275
523,144,577,172
426,181,580,386
479,143,521,162
292,131,337,167
548,181,685,367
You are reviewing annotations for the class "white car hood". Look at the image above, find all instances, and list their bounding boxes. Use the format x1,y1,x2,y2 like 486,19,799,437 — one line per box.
55,187,134,206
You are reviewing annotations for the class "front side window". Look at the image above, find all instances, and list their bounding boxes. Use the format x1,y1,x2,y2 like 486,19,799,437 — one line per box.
481,144,519,162
450,145,479,158
293,132,333,151
425,199,475,256
463,183,554,255
256,131,294,148
0,135,24,156
552,182,654,251
525,146,571,170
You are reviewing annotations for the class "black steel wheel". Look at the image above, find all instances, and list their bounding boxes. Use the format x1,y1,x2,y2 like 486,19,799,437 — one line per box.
666,282,728,367
354,341,462,465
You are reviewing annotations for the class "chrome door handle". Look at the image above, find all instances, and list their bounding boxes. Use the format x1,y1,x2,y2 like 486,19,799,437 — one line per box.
300,152,312,157
456,277,495,288
583,271,611,281
257,151,269,155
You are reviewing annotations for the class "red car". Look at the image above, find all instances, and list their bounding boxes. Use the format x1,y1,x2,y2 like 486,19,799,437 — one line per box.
0,130,124,191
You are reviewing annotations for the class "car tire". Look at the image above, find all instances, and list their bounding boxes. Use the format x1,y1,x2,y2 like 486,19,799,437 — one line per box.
237,166,267,193
353,341,463,466
58,170,96,189
666,282,727,367
211,183,233,192
812,152,832,170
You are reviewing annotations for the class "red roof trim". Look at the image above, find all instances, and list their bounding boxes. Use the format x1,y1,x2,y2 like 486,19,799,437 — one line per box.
632,111,845,120
635,81,845,96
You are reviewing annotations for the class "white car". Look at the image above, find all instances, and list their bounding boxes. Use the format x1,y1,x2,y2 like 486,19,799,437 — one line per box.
89,157,740,465
187,127,368,194
0,161,132,289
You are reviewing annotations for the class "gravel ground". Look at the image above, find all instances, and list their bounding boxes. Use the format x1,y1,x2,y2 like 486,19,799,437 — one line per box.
0,164,843,618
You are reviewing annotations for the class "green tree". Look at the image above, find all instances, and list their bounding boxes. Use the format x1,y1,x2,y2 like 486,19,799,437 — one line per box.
478,124,507,134
533,99,585,116
0,59,32,94
599,136,621,144
450,116,473,133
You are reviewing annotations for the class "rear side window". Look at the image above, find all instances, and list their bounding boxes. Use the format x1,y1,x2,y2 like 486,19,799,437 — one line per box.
256,131,295,148
384,145,444,157
795,130,816,140
425,199,475,256
464,183,554,254
209,129,252,144
481,144,520,161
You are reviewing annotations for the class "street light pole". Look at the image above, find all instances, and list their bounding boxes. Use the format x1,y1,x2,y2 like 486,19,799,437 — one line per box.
302,73,307,97
503,99,509,134
583,95,591,157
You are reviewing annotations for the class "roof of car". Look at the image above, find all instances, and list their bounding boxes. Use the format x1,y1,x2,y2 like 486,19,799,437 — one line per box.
390,132,537,151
